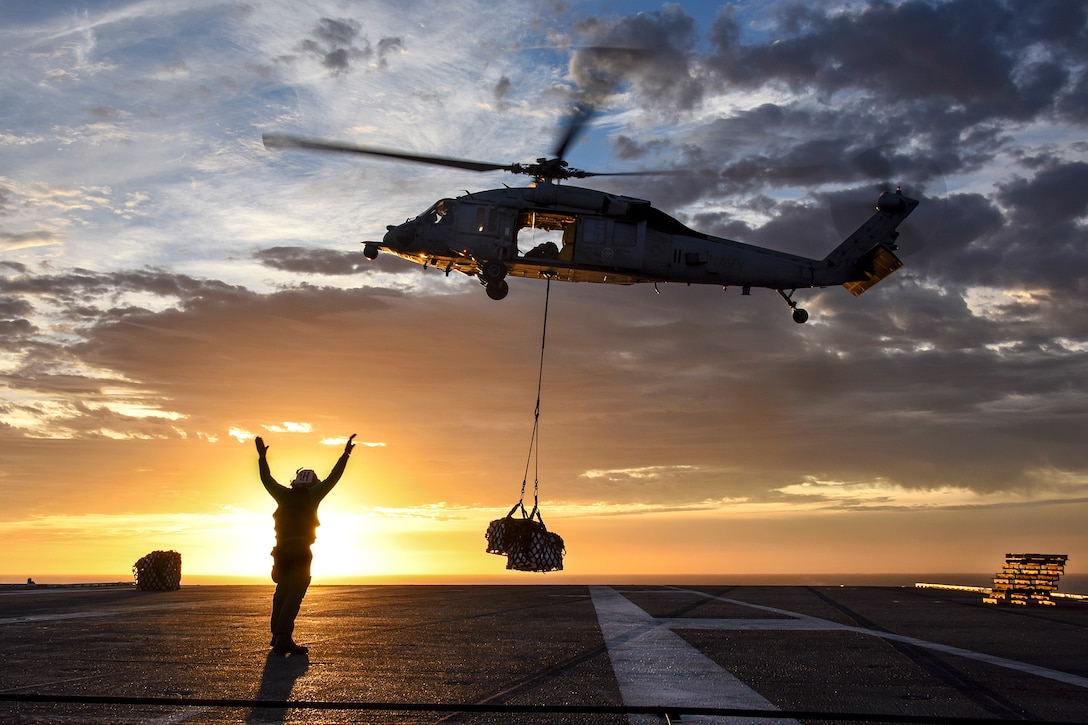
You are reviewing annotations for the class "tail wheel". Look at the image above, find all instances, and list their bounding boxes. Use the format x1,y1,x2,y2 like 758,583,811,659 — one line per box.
778,289,809,323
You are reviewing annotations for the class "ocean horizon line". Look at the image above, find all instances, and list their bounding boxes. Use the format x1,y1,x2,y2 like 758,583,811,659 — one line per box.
6,572,1088,593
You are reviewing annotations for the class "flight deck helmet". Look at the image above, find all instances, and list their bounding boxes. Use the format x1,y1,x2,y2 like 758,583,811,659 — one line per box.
291,468,319,488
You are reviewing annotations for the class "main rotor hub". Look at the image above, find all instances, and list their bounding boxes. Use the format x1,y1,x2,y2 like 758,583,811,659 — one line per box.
510,157,585,183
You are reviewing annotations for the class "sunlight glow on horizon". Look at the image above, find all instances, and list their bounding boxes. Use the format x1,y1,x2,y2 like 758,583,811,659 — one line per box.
4,477,1086,582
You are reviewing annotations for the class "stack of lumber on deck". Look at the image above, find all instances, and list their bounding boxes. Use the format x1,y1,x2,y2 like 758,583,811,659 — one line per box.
983,553,1067,606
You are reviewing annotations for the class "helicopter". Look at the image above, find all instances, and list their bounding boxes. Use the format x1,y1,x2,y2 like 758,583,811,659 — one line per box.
263,113,918,324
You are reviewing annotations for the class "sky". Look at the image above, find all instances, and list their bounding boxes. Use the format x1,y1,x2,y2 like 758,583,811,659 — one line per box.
2,0,1087,585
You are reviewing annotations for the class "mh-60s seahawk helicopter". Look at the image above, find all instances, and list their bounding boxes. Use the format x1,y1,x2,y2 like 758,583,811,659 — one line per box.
264,112,917,323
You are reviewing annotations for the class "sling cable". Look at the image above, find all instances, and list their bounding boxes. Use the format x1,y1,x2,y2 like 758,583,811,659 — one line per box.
484,279,565,571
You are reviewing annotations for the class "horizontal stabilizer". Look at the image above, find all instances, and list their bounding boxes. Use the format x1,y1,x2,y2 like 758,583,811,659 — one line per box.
843,244,904,296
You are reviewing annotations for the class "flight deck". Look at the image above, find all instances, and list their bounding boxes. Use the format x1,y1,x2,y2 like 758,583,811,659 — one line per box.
1,584,1086,723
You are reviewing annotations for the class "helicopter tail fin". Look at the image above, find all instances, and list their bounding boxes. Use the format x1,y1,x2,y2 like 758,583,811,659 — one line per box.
823,190,918,295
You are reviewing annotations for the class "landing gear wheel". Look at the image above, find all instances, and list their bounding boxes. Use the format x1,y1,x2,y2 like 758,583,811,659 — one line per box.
480,259,507,285
485,280,509,300
792,308,809,324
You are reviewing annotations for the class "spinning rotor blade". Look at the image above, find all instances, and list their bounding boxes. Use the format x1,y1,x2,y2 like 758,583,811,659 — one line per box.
574,169,687,179
264,132,680,182
262,133,511,174
556,44,661,162
552,102,595,163
543,97,687,180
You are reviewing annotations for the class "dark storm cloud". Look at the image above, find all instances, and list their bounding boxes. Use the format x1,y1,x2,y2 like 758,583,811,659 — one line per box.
0,318,35,338
582,0,1085,229
1058,72,1088,119
2,267,249,313
997,161,1088,227
708,0,1086,116
538,282,1088,499
302,18,366,73
297,17,404,74
254,246,388,275
562,0,1087,134
611,134,670,161
633,98,994,204
84,105,124,121
888,160,1088,298
0,296,34,336
570,6,704,110
0,268,279,358
0,263,403,441
565,0,1087,390
375,36,405,68
493,75,514,101
2,251,1085,504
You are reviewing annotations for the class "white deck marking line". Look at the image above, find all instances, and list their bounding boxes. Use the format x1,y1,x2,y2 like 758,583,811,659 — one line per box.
853,627,1088,690
140,707,212,725
662,618,841,631
590,586,798,725
668,588,1088,691
0,600,214,626
0,611,114,625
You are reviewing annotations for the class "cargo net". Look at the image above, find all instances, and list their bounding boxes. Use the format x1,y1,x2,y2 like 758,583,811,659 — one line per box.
983,552,1067,606
133,550,182,591
486,502,565,572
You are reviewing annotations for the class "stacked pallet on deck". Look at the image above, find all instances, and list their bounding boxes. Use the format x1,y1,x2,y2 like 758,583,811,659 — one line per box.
983,553,1067,606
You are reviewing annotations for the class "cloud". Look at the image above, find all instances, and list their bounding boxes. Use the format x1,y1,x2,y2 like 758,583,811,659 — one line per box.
361,502,476,521
295,17,405,75
707,0,1085,114
570,6,705,110
1,230,62,251
493,75,514,102
265,422,312,434
253,246,388,276
997,160,1088,228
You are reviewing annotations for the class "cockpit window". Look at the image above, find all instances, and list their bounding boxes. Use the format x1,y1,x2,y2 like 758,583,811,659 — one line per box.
417,199,455,224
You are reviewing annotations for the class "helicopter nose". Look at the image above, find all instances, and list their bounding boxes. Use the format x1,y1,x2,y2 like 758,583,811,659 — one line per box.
383,222,415,249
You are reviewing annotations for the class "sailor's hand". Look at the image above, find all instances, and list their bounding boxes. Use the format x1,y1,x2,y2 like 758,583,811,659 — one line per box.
255,437,269,457
344,433,356,455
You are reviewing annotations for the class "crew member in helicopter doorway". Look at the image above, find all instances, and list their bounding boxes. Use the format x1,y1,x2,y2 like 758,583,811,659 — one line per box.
255,433,356,655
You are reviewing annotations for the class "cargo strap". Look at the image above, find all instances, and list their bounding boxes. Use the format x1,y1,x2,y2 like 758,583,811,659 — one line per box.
519,279,551,513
